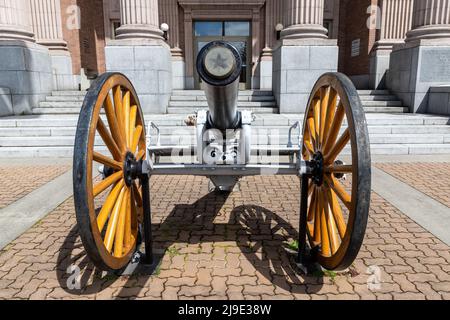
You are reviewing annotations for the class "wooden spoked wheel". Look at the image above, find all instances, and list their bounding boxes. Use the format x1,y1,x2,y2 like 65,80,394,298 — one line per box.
73,73,146,271
301,72,371,271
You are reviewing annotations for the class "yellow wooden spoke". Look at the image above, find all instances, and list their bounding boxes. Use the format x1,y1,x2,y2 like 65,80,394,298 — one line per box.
131,125,143,154
323,190,340,254
97,118,122,161
93,171,122,197
313,190,321,243
129,105,137,147
104,186,126,252
323,89,338,145
324,174,352,210
327,188,347,238
132,182,143,208
325,128,350,164
306,117,317,150
324,164,353,173
319,87,329,146
319,190,331,257
97,179,124,232
123,91,131,148
308,180,314,196
104,94,126,153
323,103,345,154
304,139,315,157
313,99,321,149
114,85,124,140
307,187,317,221
124,189,134,250
114,188,129,257
136,149,146,161
93,151,122,170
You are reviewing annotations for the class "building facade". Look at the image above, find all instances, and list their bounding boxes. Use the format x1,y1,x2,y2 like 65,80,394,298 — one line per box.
0,0,449,115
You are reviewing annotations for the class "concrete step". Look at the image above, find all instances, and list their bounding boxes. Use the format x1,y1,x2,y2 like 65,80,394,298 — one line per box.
170,95,275,102
46,95,86,102
172,90,273,96
3,124,450,138
167,107,279,114
361,100,403,107
2,143,450,158
358,95,399,101
51,91,86,96
168,101,277,108
3,113,450,128
357,90,391,95
3,133,450,148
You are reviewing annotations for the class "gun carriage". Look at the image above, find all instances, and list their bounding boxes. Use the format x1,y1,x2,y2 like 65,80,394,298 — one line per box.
73,41,371,272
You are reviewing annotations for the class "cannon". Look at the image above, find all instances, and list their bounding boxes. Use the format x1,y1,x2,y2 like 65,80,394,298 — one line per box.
73,41,371,273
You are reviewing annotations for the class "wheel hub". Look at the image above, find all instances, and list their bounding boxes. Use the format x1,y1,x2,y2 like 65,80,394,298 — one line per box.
123,152,140,187
310,152,324,186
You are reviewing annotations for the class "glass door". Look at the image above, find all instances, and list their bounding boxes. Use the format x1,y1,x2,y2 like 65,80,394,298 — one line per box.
194,21,251,90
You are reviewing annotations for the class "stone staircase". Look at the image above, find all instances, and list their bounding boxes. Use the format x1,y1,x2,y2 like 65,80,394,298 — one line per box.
32,89,407,115
0,89,449,158
1,113,450,157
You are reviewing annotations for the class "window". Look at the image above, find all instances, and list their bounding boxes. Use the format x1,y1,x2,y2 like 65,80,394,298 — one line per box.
194,21,223,37
194,21,250,37
224,21,250,36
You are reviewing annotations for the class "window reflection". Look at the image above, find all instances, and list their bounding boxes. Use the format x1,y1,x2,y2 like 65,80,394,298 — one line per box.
194,21,222,36
225,22,250,36
194,21,250,37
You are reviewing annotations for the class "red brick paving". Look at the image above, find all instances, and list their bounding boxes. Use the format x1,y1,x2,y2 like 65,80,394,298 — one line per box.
376,162,450,208
0,173,449,300
0,165,71,209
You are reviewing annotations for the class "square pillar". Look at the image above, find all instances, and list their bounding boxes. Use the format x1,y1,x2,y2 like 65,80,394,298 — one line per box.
106,0,172,114
387,0,450,113
0,0,53,116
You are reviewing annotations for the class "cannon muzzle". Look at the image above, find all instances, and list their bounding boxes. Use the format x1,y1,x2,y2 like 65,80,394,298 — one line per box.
197,41,243,130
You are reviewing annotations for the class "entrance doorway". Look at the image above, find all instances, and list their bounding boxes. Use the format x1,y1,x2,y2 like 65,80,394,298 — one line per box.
194,21,251,90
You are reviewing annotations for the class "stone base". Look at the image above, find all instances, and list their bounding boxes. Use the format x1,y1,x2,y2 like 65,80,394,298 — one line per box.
0,88,12,117
50,53,77,91
105,40,172,114
428,86,450,116
369,50,392,89
272,39,338,113
387,40,450,113
260,58,273,90
172,59,185,90
0,41,53,115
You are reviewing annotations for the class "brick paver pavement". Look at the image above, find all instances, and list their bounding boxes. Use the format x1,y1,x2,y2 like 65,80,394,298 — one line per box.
0,165,71,209
0,174,449,300
376,163,450,208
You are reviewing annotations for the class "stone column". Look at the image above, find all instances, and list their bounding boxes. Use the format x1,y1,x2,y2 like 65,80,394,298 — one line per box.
0,0,34,41
0,0,53,116
281,0,328,39
387,0,450,113
406,0,450,41
272,0,337,113
30,0,76,90
106,0,172,114
159,0,184,89
369,0,413,89
115,0,163,40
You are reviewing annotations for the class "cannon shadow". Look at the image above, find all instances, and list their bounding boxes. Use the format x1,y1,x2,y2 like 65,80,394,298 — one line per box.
56,191,324,297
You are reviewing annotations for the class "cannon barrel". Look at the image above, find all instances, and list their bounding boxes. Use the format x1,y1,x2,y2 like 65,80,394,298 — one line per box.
196,41,243,130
